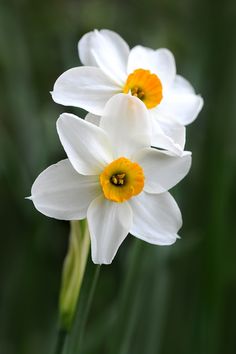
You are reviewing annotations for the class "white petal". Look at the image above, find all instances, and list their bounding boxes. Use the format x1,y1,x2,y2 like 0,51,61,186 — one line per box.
100,94,151,158
133,148,192,193
51,66,120,115
87,195,133,264
78,31,99,67
57,113,113,175
30,159,101,220
150,111,186,152
85,112,101,126
130,191,182,245
156,115,186,150
158,76,204,125
172,75,195,94
78,29,129,85
128,46,176,88
149,112,185,154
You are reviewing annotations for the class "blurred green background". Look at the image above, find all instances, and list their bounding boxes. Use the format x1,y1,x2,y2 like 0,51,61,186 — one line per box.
0,0,236,353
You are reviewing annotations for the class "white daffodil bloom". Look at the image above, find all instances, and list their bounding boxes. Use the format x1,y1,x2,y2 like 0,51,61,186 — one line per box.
29,95,191,264
51,29,203,154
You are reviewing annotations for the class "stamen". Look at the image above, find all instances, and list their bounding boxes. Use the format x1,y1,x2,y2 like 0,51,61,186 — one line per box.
131,86,145,100
110,173,126,186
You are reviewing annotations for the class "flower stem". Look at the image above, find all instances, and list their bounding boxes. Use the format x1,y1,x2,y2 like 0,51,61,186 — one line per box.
77,265,101,349
59,220,90,331
53,220,90,354
65,264,101,354
53,328,67,354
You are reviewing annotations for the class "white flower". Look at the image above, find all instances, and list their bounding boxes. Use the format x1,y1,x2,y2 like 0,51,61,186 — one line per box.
29,94,191,264
51,29,203,154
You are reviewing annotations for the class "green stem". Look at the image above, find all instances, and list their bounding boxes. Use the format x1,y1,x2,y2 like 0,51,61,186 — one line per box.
55,220,91,354
53,328,67,354
66,264,101,354
77,265,101,350
59,220,90,331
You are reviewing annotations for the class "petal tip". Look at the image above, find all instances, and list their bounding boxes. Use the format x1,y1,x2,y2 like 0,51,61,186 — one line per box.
25,196,32,201
182,150,192,157
198,95,204,110
92,254,113,265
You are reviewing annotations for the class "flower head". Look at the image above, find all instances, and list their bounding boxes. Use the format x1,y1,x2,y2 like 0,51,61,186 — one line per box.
29,94,191,264
99,157,145,203
51,29,203,154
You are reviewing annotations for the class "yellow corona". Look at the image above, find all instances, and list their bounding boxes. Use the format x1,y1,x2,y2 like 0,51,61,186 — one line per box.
123,69,163,108
100,157,145,203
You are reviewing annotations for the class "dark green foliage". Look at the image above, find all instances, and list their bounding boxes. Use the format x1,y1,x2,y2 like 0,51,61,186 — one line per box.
0,0,236,353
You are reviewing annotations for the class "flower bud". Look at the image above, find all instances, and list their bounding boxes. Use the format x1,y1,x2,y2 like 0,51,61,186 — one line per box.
59,220,90,330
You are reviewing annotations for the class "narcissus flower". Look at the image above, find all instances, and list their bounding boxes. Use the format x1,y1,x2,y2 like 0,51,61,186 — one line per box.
29,94,191,264
51,29,203,154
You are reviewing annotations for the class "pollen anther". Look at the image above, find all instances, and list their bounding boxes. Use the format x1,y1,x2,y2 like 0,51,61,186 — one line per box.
111,173,126,186
131,86,145,100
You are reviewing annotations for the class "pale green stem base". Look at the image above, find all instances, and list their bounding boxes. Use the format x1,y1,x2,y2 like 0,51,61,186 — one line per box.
59,220,90,330
53,328,67,354
52,219,91,354
64,264,101,354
